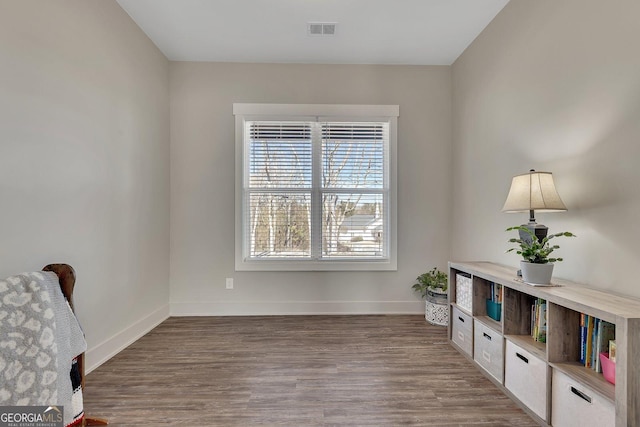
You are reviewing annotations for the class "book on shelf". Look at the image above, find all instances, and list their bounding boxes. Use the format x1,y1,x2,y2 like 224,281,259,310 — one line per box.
488,282,502,303
531,298,547,343
591,318,600,369
538,300,547,343
593,318,602,370
578,313,616,371
609,340,617,363
579,313,586,365
585,315,595,368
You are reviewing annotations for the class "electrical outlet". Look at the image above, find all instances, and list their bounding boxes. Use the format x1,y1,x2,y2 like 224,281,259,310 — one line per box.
225,278,234,289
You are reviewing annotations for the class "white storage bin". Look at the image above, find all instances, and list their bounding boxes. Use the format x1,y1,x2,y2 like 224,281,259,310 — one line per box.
551,369,614,427
455,273,472,313
504,340,548,420
451,306,473,356
473,320,504,383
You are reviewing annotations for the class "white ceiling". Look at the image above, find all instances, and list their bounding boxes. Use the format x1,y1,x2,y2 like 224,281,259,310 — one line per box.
116,0,509,65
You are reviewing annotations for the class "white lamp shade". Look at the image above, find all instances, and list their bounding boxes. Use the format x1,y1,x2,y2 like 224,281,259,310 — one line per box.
502,171,567,212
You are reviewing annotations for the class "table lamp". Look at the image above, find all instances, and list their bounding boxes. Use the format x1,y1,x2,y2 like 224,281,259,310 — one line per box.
502,169,567,242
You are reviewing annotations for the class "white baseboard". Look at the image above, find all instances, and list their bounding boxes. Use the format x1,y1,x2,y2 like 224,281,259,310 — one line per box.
85,304,170,373
170,301,423,316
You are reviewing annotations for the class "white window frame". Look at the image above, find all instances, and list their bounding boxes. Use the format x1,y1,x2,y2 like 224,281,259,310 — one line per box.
233,103,398,271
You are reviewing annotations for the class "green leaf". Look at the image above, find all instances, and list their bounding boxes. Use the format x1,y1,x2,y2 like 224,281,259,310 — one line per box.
505,226,575,264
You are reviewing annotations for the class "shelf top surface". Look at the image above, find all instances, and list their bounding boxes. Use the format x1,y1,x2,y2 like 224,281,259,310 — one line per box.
450,261,640,321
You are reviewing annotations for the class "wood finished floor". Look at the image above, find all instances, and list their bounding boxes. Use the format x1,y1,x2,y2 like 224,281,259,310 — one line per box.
84,316,537,426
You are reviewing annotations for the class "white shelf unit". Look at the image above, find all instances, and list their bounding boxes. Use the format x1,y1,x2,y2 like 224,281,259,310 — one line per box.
448,261,640,427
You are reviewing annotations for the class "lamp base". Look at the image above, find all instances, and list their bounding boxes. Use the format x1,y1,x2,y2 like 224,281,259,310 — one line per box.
519,222,548,243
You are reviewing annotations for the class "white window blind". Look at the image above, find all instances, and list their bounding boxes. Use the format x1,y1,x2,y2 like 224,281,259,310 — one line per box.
320,122,387,259
247,121,313,258
234,104,398,271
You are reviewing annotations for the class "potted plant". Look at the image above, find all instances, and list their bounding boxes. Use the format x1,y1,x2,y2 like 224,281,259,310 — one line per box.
412,267,448,326
506,226,576,284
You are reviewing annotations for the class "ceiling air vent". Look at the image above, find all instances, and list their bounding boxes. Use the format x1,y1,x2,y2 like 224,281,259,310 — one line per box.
308,22,337,36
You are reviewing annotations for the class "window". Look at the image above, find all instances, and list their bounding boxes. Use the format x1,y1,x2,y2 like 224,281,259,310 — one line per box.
233,104,398,271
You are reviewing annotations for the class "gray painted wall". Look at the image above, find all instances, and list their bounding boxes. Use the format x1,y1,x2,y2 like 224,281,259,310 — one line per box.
0,0,171,368
452,0,640,297
169,62,452,314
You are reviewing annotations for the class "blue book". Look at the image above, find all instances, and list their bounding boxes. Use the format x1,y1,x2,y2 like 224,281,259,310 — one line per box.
579,313,586,365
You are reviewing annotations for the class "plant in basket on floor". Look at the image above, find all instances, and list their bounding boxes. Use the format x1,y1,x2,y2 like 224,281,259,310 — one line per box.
506,226,576,285
412,267,449,326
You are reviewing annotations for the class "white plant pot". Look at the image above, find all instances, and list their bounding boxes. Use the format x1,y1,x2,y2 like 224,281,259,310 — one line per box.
520,261,554,285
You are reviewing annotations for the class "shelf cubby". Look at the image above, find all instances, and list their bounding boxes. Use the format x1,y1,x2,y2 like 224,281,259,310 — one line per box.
548,302,617,404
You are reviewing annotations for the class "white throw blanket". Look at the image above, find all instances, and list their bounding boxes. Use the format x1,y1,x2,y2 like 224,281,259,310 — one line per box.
0,271,87,426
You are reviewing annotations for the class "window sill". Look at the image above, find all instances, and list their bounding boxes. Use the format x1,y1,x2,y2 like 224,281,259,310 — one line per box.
235,258,397,272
